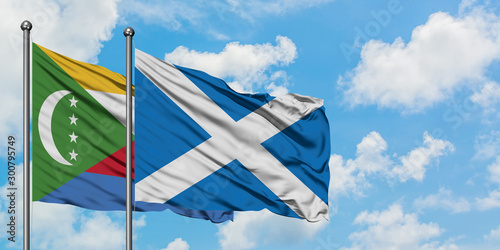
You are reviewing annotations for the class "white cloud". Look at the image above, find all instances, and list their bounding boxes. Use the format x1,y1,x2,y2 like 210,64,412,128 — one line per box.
488,156,500,185
476,157,500,210
341,204,457,250
0,0,120,150
339,3,500,112
484,225,500,242
265,71,290,97
217,210,328,250
391,132,454,182
329,131,391,198
134,214,147,228
413,188,471,214
474,130,500,160
471,81,500,113
329,154,365,198
162,238,190,250
476,189,500,210
164,36,297,95
0,0,120,63
266,82,289,97
354,131,391,174
330,131,454,198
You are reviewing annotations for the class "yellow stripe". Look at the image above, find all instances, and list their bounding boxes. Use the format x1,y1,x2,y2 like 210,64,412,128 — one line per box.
35,43,131,95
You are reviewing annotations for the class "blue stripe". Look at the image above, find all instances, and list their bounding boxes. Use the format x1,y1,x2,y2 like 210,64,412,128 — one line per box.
39,172,233,223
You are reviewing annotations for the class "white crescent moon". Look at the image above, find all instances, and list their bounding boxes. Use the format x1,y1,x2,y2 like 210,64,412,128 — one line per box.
39,90,73,166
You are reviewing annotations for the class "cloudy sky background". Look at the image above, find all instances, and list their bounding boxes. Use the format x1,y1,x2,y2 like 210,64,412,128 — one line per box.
1,0,500,249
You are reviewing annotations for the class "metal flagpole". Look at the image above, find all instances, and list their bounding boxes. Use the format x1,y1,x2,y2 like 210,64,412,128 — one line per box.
124,26,135,250
21,20,32,250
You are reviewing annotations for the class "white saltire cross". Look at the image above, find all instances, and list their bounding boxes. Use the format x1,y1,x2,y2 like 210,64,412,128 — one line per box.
135,50,328,222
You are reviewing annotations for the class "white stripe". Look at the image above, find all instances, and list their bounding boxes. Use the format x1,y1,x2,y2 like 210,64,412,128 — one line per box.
135,49,328,221
86,90,134,132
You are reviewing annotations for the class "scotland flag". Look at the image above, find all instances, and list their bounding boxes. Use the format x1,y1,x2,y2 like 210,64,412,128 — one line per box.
135,49,330,222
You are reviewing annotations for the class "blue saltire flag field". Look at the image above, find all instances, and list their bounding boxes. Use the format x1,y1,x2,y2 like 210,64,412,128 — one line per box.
134,49,331,222
32,43,232,223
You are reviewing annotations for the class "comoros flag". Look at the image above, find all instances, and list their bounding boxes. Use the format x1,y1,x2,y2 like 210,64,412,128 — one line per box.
32,43,232,223
135,49,331,222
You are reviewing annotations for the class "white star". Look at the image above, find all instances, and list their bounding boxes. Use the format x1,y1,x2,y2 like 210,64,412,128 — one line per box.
69,114,78,125
69,149,78,161
69,96,78,107
69,131,78,143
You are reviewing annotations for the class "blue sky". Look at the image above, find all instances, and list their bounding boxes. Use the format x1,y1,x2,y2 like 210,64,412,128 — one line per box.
1,0,500,249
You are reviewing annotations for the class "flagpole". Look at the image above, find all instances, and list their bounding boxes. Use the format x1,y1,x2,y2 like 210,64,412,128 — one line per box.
124,26,135,250
21,20,32,250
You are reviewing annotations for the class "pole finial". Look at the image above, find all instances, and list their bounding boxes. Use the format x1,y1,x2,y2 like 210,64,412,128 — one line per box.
123,27,135,37
20,20,32,31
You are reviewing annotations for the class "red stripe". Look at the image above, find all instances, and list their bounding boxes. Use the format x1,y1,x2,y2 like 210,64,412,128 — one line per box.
85,142,134,178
